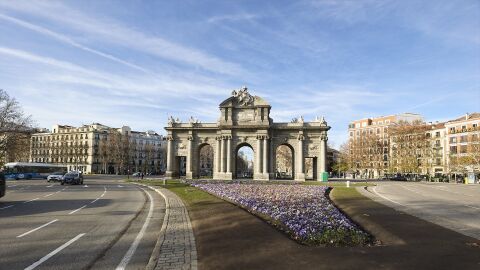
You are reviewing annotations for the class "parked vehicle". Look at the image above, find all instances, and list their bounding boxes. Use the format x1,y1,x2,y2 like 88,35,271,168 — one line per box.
61,172,83,185
47,172,65,182
0,173,5,198
132,172,141,177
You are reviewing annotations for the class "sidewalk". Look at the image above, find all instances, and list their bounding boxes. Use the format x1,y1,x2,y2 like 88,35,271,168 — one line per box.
142,185,197,270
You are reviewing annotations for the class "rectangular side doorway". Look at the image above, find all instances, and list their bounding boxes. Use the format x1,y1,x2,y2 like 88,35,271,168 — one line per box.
176,156,186,177
305,157,317,181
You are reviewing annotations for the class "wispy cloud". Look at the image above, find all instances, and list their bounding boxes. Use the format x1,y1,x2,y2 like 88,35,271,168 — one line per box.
0,1,247,76
207,13,259,23
0,13,151,73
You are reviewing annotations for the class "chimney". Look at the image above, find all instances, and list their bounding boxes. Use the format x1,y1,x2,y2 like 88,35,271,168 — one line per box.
465,113,469,120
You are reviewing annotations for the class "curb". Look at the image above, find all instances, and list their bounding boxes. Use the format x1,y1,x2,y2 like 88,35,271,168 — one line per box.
134,183,170,270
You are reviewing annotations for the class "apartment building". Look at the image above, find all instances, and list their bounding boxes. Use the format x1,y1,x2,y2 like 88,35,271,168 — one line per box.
348,113,423,178
30,123,166,174
445,113,480,173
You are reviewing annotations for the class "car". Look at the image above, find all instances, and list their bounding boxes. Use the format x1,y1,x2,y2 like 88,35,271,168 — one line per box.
47,172,65,182
0,173,5,198
61,172,84,185
132,172,141,177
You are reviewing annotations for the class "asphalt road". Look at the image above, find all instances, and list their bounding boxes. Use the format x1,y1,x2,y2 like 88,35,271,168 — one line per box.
0,175,166,270
361,181,480,240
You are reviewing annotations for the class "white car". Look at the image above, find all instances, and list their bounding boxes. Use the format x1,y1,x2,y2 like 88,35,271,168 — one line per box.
47,172,65,182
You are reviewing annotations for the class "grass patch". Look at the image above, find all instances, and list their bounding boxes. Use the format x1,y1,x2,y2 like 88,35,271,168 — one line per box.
130,179,373,246
303,181,375,187
128,179,219,206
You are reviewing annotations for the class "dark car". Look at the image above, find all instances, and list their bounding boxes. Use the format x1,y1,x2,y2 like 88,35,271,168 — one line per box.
61,172,83,185
0,173,5,198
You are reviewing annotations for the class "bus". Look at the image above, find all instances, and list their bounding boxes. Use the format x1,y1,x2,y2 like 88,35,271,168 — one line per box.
3,162,68,180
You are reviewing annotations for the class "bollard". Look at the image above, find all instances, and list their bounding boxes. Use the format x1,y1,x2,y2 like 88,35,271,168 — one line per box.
346,180,350,188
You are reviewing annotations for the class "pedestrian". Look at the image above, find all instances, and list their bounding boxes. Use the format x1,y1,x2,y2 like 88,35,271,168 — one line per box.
141,172,144,180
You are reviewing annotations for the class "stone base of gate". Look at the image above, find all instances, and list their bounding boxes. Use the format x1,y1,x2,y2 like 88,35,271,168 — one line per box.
165,171,175,179
295,173,306,181
254,173,270,181
212,172,233,180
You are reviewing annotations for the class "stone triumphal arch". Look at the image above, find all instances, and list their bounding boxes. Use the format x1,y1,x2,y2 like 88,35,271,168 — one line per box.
165,87,330,181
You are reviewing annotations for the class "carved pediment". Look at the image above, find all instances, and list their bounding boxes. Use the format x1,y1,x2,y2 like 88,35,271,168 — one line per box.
231,86,254,106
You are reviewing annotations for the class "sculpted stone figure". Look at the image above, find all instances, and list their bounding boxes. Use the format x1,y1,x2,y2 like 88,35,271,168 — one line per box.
232,86,254,106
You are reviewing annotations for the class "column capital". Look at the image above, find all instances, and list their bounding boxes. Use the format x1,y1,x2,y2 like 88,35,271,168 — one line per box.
297,134,305,140
215,136,222,141
166,136,174,141
320,134,328,141
187,135,194,141
223,135,232,140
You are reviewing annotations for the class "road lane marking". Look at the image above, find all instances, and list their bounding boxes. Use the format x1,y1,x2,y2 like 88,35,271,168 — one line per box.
84,185,88,188
24,233,86,270
44,193,54,197
46,184,54,188
115,188,154,270
90,186,107,204
17,219,58,238
372,186,403,206
423,185,474,197
465,205,480,210
0,205,14,210
117,185,124,188
8,185,17,187
23,198,40,204
69,205,87,215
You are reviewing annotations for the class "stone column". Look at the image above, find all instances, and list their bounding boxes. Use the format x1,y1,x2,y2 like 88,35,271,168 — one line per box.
226,136,231,173
220,136,225,173
263,136,268,175
255,135,262,176
166,136,174,179
295,134,305,181
319,133,328,176
215,136,221,174
186,135,193,179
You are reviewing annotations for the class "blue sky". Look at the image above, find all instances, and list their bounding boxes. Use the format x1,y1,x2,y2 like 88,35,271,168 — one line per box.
0,0,479,147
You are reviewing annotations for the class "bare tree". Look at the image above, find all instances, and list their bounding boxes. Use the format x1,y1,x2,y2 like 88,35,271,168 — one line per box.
389,120,430,175
0,89,35,165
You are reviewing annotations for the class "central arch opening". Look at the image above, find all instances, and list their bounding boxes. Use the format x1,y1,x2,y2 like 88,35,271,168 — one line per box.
236,144,254,179
275,144,294,179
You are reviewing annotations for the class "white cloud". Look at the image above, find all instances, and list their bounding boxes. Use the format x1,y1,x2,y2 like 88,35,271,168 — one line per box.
0,1,247,76
0,13,151,73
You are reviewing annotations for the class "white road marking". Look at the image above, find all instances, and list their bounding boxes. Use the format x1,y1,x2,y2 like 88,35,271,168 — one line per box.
465,205,480,210
399,185,426,196
46,184,54,188
44,193,54,197
23,198,40,204
17,219,58,238
84,185,88,188
8,185,17,187
90,186,107,204
115,188,154,270
372,186,404,206
69,205,87,215
0,205,14,210
24,233,85,270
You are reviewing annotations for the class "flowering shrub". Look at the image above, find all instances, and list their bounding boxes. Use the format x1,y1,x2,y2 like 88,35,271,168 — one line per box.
191,183,371,246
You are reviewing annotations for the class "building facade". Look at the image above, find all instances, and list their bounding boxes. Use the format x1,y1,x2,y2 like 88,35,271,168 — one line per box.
445,113,480,174
347,112,479,178
30,123,166,174
348,113,423,178
165,87,330,181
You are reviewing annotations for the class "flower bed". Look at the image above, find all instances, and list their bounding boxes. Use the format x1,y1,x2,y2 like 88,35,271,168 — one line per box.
191,183,371,246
